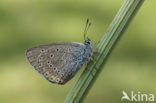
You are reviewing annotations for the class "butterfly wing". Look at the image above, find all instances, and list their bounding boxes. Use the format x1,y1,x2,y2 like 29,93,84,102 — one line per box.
26,42,86,85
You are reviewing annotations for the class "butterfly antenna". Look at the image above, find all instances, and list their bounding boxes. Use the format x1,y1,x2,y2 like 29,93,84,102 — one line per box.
84,18,91,41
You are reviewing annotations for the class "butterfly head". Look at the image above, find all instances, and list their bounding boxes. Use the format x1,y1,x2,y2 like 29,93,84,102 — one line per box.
84,38,93,55
84,38,92,46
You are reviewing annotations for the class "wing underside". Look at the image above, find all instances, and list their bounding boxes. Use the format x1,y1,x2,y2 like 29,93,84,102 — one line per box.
26,42,85,84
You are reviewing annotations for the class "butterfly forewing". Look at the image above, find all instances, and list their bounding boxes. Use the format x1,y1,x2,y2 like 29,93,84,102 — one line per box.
26,42,86,84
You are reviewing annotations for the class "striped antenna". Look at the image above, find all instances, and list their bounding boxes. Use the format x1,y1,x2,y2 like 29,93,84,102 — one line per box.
84,18,91,41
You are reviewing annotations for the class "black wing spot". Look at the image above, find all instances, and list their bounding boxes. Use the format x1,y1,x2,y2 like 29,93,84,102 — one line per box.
56,48,59,52
49,77,53,81
47,60,50,64
50,54,54,58
53,67,57,71
40,49,45,53
49,64,53,68
44,72,48,77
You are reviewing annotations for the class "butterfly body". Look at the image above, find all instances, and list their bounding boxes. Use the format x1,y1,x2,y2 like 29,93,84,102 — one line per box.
26,39,94,84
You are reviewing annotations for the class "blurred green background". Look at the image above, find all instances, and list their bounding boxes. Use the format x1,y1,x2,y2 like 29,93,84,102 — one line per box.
0,0,156,103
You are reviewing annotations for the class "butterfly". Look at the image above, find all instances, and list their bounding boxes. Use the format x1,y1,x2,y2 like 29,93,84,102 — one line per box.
26,19,95,85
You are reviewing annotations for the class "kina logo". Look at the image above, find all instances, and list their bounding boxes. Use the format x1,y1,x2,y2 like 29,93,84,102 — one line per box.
121,90,154,102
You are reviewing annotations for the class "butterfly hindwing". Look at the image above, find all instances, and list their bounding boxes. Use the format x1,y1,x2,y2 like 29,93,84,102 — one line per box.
26,42,86,84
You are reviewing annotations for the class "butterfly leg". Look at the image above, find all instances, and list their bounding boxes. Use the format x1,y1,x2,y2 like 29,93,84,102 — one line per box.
83,58,96,77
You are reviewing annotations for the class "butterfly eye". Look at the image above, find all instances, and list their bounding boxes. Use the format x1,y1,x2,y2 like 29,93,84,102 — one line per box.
87,41,90,44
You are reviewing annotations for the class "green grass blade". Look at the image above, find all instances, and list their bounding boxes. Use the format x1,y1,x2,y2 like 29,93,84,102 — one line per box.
64,0,144,103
